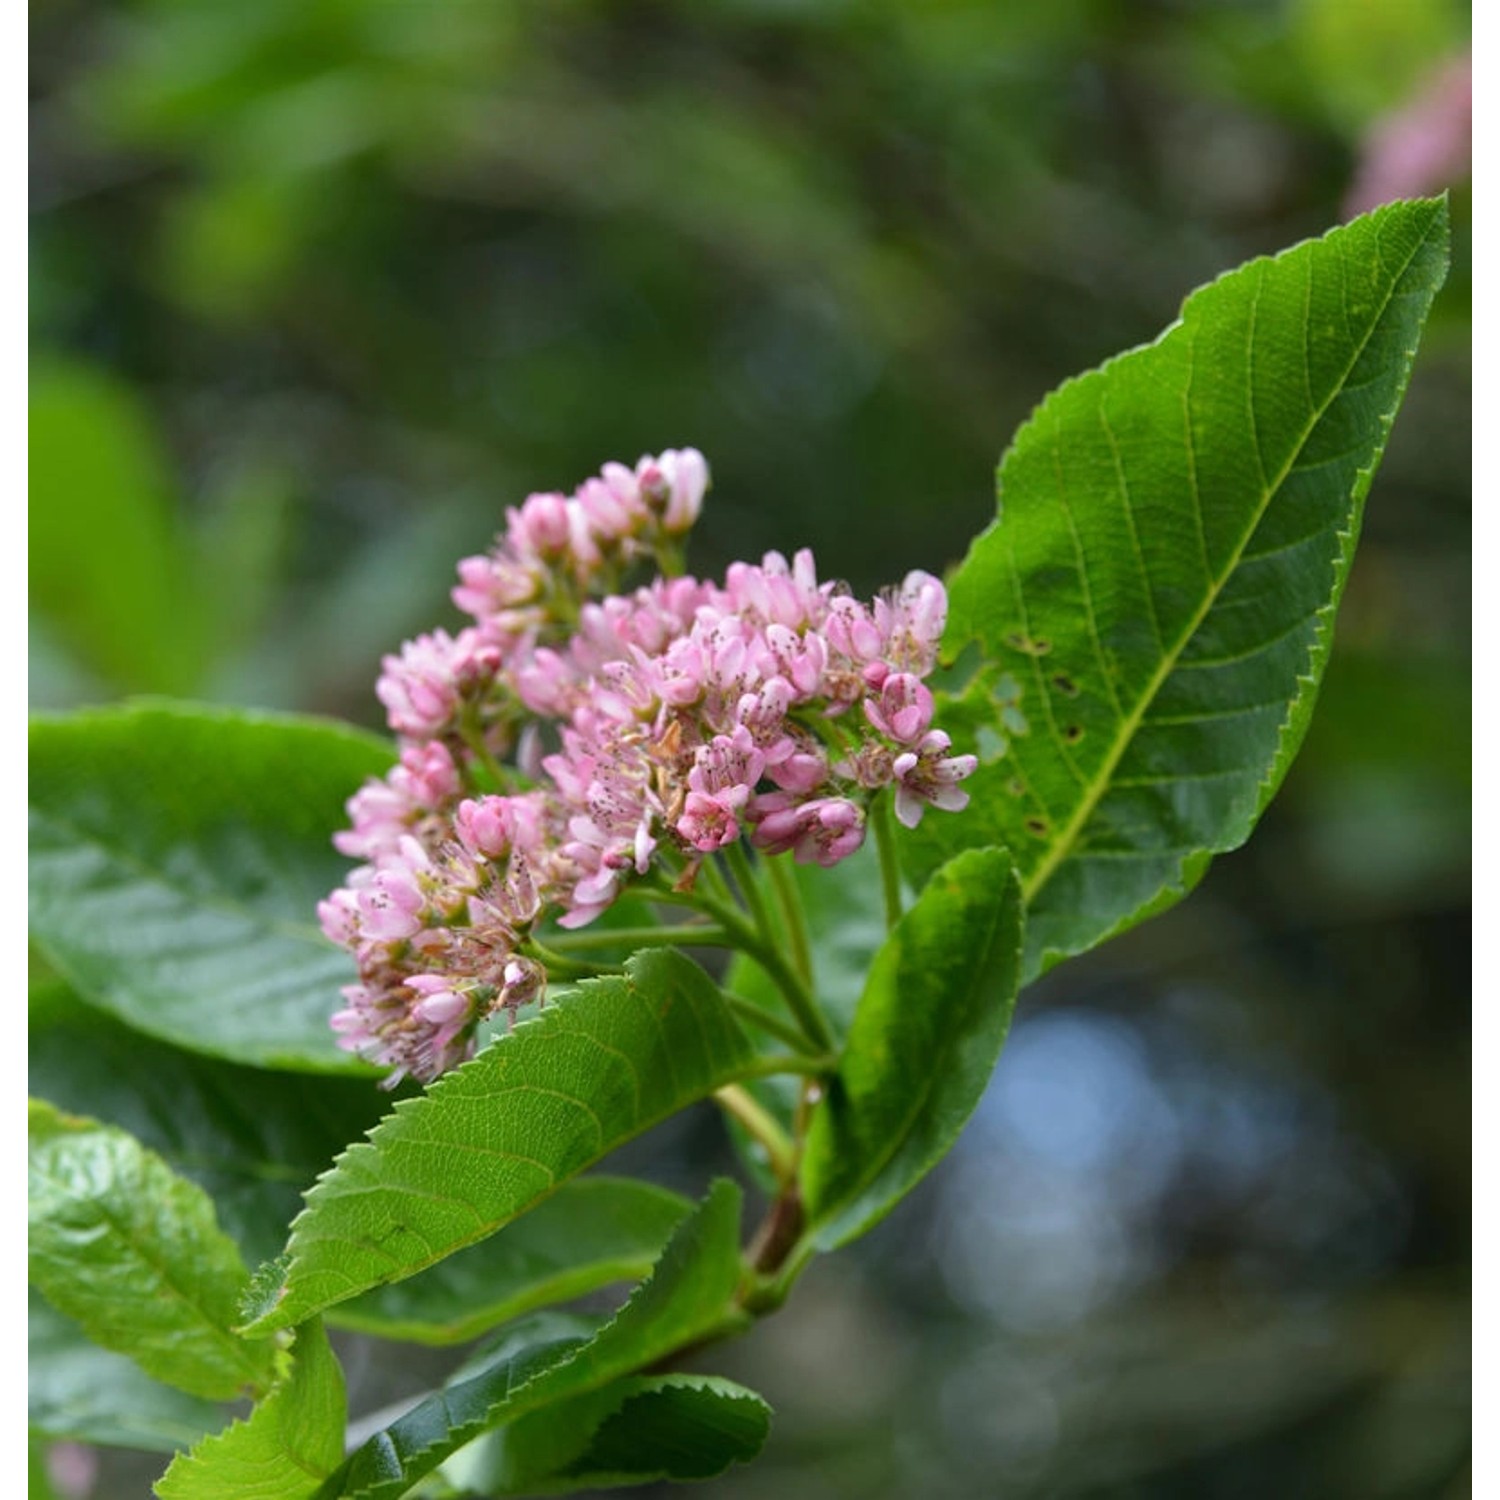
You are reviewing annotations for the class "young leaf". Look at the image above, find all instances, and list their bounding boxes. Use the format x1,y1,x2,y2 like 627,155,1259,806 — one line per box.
154,1320,345,1500
29,1290,226,1454
801,846,1023,1249
449,1374,772,1494
243,949,756,1335
328,1180,747,1500
28,1100,279,1403
29,981,389,1267
28,702,392,1072
909,197,1450,977
329,1177,691,1345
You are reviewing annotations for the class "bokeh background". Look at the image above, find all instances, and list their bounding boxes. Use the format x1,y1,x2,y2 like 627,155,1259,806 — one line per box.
30,1,1471,1496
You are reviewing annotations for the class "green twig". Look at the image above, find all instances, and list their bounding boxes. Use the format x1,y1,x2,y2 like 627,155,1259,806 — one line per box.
765,854,814,984
872,787,904,930
725,992,820,1053
713,1085,795,1182
545,923,729,952
651,883,835,1055
722,841,775,943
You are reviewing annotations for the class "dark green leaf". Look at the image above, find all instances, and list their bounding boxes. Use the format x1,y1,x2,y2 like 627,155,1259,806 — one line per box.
244,950,755,1335
449,1374,772,1494
154,1320,345,1500
909,197,1450,976
29,1290,226,1454
28,701,392,1072
327,1181,747,1500
330,1177,692,1346
28,1099,279,1402
29,980,389,1267
802,847,1022,1249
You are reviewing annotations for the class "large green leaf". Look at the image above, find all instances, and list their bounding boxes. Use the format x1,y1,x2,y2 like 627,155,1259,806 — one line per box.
28,701,392,1072
909,197,1450,977
28,1100,279,1402
331,1176,691,1345
447,1374,772,1494
154,1320,346,1500
326,1180,747,1500
801,846,1023,1249
29,1290,226,1454
244,950,756,1335
29,981,389,1267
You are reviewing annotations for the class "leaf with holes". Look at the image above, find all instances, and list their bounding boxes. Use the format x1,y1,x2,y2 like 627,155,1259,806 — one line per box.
28,702,393,1072
906,196,1449,977
242,950,756,1335
28,1100,279,1403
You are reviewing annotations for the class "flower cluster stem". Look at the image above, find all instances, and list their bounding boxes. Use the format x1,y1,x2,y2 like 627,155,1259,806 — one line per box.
872,787,904,930
713,1085,796,1183
765,855,813,984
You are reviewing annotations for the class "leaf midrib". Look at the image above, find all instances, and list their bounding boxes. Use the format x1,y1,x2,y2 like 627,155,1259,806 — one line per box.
1020,217,1433,910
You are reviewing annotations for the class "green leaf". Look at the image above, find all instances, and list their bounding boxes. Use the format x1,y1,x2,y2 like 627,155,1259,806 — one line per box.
29,1290,226,1454
29,360,207,694
449,1374,772,1494
801,847,1023,1250
910,197,1450,977
327,1181,747,1500
28,1099,280,1403
155,1320,345,1500
244,950,756,1335
29,980,389,1267
330,1177,692,1346
28,701,393,1072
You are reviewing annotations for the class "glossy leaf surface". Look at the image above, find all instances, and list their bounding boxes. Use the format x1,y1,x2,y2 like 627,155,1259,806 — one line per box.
29,702,392,1071
29,981,388,1266
28,1291,225,1454
28,1100,278,1403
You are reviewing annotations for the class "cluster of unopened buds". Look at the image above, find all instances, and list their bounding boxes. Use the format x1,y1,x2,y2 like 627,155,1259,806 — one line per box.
321,449,977,1084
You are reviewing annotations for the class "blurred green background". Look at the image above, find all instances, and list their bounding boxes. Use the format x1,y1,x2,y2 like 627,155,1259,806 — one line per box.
30,1,1470,1496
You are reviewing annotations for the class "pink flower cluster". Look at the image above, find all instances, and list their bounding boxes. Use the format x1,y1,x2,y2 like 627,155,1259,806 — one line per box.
322,450,976,1084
